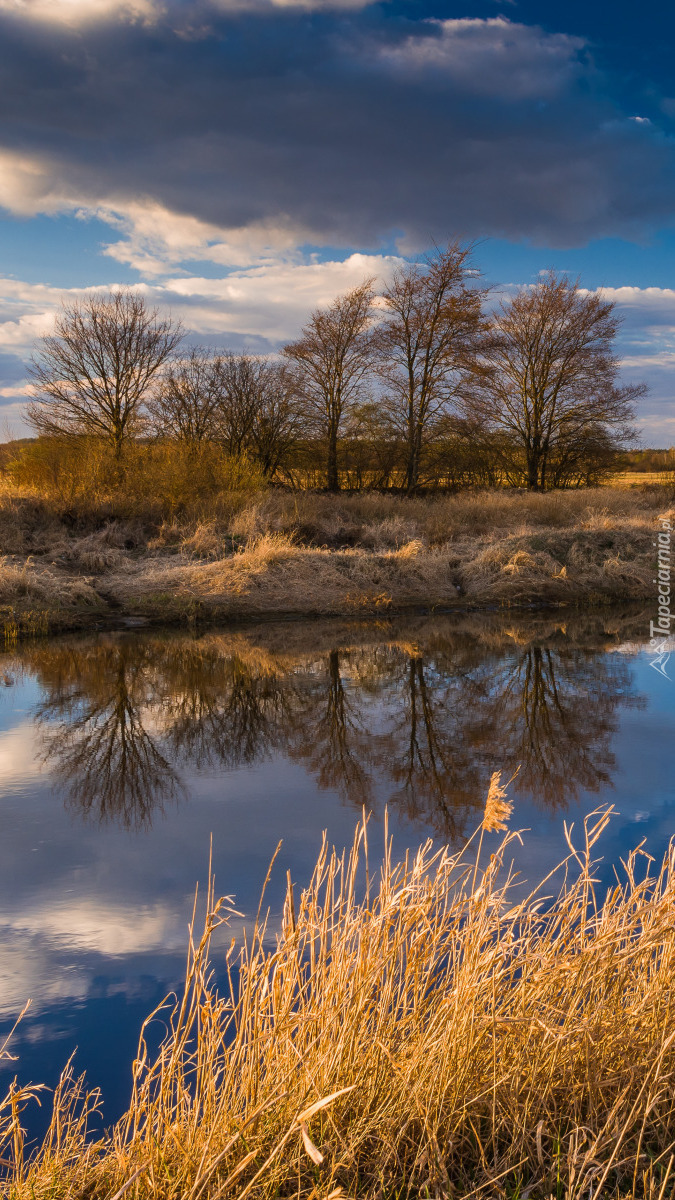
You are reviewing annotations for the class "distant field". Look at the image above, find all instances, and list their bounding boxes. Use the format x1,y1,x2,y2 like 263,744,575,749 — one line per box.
610,470,675,486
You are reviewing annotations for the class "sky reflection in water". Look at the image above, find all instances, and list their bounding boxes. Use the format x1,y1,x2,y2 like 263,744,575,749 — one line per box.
0,608,673,1131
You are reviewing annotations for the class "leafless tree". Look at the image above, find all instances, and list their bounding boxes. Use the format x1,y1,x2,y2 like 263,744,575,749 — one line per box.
283,279,375,491
212,353,269,458
211,353,300,476
374,243,486,493
464,271,643,491
248,362,302,478
27,290,183,459
148,347,221,444
148,349,299,477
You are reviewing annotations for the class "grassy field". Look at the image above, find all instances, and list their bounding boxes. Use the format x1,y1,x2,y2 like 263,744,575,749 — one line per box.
611,471,675,487
2,795,675,1199
0,483,672,636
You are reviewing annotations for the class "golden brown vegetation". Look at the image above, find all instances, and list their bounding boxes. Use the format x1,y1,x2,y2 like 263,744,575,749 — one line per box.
3,802,675,1199
0,480,671,634
5,438,264,516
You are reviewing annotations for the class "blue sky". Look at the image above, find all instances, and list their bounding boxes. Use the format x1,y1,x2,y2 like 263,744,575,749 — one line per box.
0,0,674,441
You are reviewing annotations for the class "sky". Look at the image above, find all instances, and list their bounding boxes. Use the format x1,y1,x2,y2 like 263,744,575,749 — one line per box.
0,0,674,442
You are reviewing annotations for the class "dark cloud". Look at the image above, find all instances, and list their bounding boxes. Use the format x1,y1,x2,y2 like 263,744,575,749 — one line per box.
0,5,674,250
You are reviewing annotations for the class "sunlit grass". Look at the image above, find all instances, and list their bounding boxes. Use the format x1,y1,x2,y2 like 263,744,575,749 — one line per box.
0,465,672,628
3,792,675,1198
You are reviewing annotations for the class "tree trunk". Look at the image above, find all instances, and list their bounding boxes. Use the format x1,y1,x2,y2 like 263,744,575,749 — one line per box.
326,423,340,492
405,424,420,494
526,448,541,491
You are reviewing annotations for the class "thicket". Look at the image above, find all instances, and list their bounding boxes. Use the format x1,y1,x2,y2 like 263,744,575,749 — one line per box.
620,447,675,474
5,438,264,518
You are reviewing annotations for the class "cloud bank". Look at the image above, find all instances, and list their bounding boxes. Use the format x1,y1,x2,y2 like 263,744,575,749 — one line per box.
0,7,674,255
0,2,674,438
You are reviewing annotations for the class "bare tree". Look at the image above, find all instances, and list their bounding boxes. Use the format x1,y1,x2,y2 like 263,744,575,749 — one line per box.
27,290,183,458
213,353,269,458
283,279,375,491
464,271,643,491
248,362,302,478
190,353,299,477
375,243,486,493
148,348,221,444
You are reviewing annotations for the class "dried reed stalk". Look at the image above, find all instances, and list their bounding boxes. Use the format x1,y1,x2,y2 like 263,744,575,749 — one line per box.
2,797,675,1200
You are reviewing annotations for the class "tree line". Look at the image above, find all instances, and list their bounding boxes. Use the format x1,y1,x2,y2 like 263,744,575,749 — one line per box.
25,244,644,492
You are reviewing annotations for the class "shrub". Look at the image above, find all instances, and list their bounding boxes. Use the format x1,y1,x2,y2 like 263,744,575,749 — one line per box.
5,438,266,519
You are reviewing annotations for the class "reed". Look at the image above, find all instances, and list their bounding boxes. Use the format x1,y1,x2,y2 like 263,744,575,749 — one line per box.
2,790,675,1199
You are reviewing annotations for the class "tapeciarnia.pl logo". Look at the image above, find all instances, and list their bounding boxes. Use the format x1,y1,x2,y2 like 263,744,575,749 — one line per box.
649,517,673,680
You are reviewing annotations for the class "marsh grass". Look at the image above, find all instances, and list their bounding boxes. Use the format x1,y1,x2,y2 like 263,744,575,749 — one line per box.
0,481,672,627
3,796,675,1200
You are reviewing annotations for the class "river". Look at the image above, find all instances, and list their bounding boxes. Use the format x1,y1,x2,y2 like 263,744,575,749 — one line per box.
0,607,672,1134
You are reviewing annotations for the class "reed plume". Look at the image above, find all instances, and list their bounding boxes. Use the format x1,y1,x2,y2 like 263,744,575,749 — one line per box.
2,800,675,1200
481,768,515,831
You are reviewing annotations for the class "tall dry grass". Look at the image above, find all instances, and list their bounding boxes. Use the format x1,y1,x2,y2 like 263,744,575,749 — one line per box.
3,795,675,1199
4,439,264,523
0,480,672,630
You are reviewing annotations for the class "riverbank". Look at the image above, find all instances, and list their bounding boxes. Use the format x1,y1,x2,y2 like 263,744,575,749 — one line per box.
1,486,671,636
3,802,675,1200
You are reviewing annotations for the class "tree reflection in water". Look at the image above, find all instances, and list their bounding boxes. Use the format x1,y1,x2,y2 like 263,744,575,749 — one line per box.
12,612,646,838
28,640,182,829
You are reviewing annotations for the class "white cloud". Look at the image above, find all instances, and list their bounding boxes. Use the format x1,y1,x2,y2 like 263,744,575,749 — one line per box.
376,17,585,100
0,0,376,25
98,199,311,274
0,278,65,355
0,900,186,1016
0,252,398,358
5,900,185,957
0,252,398,433
0,148,75,217
0,148,319,272
0,722,42,786
0,940,89,1016
595,285,675,308
620,352,675,369
156,252,398,340
0,0,157,25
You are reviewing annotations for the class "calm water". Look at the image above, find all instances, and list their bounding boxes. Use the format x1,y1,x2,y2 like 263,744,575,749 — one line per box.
0,608,673,1132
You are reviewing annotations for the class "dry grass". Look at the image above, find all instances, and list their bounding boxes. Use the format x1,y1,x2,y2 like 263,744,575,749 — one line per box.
3,799,675,1200
0,557,101,608
111,534,459,618
0,485,672,631
220,486,671,547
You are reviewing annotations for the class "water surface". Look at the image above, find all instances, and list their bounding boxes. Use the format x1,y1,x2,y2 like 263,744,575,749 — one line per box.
0,607,673,1131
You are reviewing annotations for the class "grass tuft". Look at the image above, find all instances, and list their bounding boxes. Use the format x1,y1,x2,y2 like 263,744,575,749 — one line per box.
3,800,675,1199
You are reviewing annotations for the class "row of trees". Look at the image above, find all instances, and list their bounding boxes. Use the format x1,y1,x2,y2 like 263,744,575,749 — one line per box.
26,245,644,492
